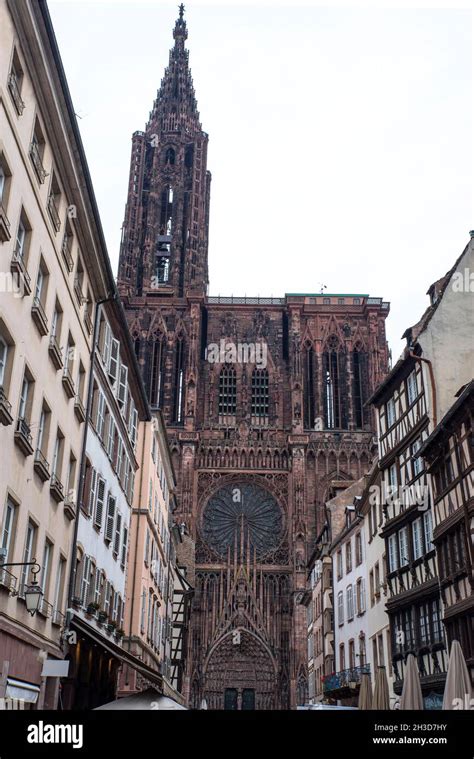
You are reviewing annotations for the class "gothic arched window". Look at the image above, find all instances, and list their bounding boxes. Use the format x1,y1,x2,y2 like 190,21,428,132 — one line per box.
322,338,348,429
160,185,173,235
303,343,316,429
165,147,175,166
218,366,236,416
251,368,269,419
173,336,185,424
353,346,368,429
150,338,166,409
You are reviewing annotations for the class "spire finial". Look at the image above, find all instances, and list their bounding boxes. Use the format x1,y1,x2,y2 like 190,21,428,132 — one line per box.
179,3,185,20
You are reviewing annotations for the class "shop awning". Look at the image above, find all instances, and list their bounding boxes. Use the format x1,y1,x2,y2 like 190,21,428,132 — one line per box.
5,678,40,704
71,616,163,689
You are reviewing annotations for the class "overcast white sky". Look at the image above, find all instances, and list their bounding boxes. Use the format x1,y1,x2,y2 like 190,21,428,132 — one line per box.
48,1,472,358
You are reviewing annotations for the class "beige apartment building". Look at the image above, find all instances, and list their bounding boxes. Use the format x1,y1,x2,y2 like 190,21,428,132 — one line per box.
118,411,178,699
0,0,118,708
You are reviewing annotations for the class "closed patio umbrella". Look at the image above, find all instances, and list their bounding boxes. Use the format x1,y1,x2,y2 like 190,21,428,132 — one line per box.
372,666,390,710
400,654,423,710
358,672,372,710
94,688,187,710
443,640,472,710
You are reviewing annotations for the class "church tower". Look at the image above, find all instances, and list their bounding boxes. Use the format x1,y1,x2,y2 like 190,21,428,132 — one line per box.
118,7,390,710
117,4,211,300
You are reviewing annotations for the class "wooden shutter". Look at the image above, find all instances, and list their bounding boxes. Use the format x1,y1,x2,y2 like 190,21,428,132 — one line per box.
121,525,128,568
105,495,116,542
113,512,122,555
87,468,97,516
109,338,120,384
94,477,105,528
117,363,128,406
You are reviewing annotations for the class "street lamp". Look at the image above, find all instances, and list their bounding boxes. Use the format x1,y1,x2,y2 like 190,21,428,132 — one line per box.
0,560,42,616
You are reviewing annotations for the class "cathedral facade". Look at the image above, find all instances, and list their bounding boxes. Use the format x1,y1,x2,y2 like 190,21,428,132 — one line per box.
117,8,390,709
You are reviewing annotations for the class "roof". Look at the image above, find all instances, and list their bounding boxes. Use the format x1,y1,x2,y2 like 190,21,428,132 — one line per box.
419,379,474,457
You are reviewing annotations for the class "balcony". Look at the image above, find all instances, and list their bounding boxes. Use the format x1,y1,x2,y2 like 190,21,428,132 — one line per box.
64,495,76,521
52,608,65,627
8,72,25,115
0,567,18,593
47,194,61,233
48,335,63,370
10,247,32,296
61,234,74,271
61,365,75,398
322,664,370,698
74,276,85,307
0,202,11,242
29,141,47,183
74,394,86,423
14,417,33,456
31,296,49,336
33,448,50,482
50,473,65,503
0,387,13,426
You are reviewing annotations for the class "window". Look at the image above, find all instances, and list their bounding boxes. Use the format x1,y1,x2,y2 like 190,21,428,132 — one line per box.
353,348,368,428
412,438,423,476
36,401,51,457
21,521,37,591
14,209,31,262
51,429,64,480
377,634,385,667
303,345,316,429
96,391,106,439
423,510,433,552
251,368,269,419
53,556,66,613
336,549,343,580
108,338,120,385
219,366,237,416
339,643,345,671
34,257,49,307
323,297,330,305
398,527,409,566
74,256,85,305
1,497,17,562
355,532,363,565
345,541,352,573
356,577,365,614
80,555,91,605
50,300,63,342
61,220,74,271
173,337,185,424
0,336,8,389
374,561,380,598
388,463,398,488
346,585,354,620
412,518,423,560
18,369,33,422
388,534,398,572
386,398,395,428
40,540,52,596
348,639,355,668
0,152,12,219
47,172,62,233
323,340,346,429
406,370,418,406
337,591,344,626
30,119,46,183
8,49,25,115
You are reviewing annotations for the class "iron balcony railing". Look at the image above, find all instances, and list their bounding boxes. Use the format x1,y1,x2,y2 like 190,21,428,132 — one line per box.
47,194,61,233
29,141,47,183
61,234,74,270
16,417,32,443
322,664,370,694
8,72,25,114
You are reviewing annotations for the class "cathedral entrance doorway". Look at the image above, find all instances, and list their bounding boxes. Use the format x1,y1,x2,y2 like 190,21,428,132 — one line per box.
203,629,277,710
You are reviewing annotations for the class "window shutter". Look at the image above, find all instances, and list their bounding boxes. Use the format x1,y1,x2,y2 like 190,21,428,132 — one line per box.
117,363,128,406
108,338,119,384
121,525,128,568
105,495,116,542
107,419,115,458
102,322,111,367
97,392,105,438
131,408,138,447
113,512,122,556
80,556,91,605
88,468,97,516
95,477,105,529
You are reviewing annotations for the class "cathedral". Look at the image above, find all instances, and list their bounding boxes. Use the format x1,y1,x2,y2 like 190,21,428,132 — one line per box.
117,7,390,709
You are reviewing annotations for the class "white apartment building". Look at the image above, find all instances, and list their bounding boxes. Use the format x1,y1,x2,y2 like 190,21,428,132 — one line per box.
0,0,117,709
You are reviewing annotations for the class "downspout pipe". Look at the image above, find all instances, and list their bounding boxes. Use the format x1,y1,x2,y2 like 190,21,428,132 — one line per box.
65,290,117,631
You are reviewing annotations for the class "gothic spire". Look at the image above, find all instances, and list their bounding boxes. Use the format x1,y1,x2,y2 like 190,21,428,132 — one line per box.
151,4,201,130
